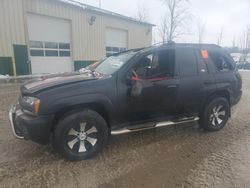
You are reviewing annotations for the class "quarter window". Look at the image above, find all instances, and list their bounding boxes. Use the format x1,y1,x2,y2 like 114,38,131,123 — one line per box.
208,51,233,72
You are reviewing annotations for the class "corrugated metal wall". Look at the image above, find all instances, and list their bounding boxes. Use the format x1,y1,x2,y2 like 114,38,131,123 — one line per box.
0,0,152,61
0,0,26,57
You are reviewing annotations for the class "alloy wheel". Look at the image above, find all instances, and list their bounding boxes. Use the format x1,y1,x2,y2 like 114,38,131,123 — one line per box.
67,122,98,153
209,105,226,126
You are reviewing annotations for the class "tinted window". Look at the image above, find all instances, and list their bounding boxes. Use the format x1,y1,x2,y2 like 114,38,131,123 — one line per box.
158,49,175,77
176,48,197,76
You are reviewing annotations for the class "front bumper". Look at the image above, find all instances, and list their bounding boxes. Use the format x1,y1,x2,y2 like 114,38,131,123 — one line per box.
9,104,54,144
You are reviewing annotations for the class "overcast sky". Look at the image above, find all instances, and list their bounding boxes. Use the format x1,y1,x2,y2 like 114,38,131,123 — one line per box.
78,0,250,47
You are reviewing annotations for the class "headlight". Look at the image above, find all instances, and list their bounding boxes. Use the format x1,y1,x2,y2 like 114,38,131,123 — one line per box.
23,96,40,114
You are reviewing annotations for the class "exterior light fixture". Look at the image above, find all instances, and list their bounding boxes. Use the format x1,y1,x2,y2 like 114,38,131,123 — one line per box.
88,16,96,26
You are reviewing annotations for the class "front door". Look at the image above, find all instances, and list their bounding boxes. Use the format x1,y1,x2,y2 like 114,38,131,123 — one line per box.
118,48,179,124
13,45,30,75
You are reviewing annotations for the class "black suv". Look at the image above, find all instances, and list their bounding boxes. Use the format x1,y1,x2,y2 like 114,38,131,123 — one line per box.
9,43,242,161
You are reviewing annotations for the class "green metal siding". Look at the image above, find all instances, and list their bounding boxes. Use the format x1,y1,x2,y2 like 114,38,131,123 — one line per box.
0,57,13,76
74,61,95,71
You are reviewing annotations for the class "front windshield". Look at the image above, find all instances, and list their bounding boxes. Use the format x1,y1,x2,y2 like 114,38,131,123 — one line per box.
94,51,136,75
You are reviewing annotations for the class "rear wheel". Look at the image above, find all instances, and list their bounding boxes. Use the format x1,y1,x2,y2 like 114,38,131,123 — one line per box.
54,109,109,161
200,97,230,131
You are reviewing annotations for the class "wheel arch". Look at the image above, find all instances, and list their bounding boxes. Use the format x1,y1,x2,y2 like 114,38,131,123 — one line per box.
200,90,231,117
52,102,113,132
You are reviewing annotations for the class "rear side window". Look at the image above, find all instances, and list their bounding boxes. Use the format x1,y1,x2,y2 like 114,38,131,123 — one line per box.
208,51,233,72
176,47,198,76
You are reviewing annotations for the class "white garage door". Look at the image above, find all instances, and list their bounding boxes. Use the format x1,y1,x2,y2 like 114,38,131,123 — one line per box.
106,28,128,57
27,14,72,74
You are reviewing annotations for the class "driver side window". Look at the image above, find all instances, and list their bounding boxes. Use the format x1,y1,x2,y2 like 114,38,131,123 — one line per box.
133,50,175,80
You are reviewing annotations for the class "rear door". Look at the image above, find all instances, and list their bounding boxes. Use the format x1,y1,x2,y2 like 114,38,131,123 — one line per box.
176,47,215,115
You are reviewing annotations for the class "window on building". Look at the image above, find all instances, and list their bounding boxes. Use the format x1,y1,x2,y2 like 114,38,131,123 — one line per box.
30,49,44,56
59,43,70,49
133,49,175,80
59,50,71,57
209,51,233,72
30,41,43,48
45,50,58,56
106,46,127,57
176,48,198,76
45,42,58,49
29,41,71,57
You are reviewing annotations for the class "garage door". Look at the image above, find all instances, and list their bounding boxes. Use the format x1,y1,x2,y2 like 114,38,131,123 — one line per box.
27,14,72,74
105,28,128,57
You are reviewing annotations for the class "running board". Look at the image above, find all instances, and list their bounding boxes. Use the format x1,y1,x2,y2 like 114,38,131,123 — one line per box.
111,117,199,135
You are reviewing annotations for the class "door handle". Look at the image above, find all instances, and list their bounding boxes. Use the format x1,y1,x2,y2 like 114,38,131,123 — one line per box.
204,80,213,85
167,84,177,88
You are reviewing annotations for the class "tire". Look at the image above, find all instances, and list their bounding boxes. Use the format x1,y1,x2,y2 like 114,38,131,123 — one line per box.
54,109,109,161
200,97,230,132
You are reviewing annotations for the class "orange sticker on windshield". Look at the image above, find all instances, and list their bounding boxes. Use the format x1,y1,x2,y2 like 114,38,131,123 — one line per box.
201,50,209,59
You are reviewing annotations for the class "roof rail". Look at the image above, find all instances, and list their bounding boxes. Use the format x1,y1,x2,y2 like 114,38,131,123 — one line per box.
144,40,175,49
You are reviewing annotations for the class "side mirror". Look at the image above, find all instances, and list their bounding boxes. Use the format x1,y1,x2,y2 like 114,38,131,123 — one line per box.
131,81,143,97
126,73,133,85
126,70,138,85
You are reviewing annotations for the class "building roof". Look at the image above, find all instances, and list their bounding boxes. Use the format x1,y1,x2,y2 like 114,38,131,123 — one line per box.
57,0,155,27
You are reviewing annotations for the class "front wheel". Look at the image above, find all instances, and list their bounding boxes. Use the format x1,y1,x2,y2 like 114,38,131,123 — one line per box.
200,97,230,132
54,110,109,161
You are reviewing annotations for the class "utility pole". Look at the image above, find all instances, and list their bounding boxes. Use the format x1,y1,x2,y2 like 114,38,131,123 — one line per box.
99,0,101,8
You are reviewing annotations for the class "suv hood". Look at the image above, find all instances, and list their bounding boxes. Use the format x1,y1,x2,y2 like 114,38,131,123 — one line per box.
21,72,101,95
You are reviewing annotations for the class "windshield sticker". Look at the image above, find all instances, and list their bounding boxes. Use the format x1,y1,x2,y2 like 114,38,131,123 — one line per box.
201,50,209,59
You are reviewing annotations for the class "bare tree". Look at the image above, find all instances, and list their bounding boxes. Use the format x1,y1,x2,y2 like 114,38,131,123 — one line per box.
232,38,236,48
217,28,224,46
158,0,190,42
158,14,169,42
240,26,250,52
134,3,149,22
197,20,206,44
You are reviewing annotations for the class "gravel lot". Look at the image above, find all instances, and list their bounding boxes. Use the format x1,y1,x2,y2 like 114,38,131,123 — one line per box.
0,72,250,188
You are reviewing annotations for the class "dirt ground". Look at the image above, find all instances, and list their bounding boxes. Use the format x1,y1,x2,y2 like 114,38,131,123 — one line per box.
0,72,250,188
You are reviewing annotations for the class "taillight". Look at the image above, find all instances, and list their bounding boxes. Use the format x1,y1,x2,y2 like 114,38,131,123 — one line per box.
235,71,242,90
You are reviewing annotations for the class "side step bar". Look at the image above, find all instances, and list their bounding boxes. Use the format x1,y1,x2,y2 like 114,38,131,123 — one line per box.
111,117,199,135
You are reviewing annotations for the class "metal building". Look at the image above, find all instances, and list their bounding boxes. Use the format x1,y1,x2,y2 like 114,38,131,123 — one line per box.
0,0,154,75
